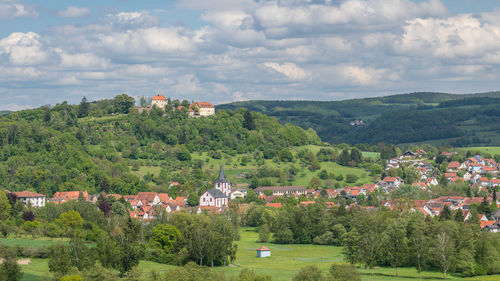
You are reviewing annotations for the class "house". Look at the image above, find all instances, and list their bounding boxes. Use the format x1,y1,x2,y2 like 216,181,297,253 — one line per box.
151,94,167,109
215,165,231,196
254,186,307,196
256,246,271,258
426,177,439,186
401,151,417,159
447,161,460,172
52,191,89,204
381,177,404,189
485,222,500,233
492,209,500,221
200,189,228,207
468,163,483,173
136,192,161,206
444,173,457,179
230,189,246,200
188,102,215,117
11,191,46,207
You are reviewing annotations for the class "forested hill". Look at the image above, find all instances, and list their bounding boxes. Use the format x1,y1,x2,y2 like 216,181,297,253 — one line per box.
0,95,321,196
217,91,500,146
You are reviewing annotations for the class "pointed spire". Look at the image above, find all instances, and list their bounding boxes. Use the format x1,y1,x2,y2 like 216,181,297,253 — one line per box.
218,164,226,181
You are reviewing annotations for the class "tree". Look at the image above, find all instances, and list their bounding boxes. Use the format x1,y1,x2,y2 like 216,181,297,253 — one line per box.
440,205,452,221
308,177,321,189
383,218,408,277
435,232,452,280
0,250,23,281
69,237,95,271
187,192,200,206
49,244,72,276
329,264,361,281
0,191,11,220
293,265,324,281
56,210,83,237
339,149,350,166
409,227,427,280
258,224,271,242
113,94,135,114
349,148,362,166
243,110,256,130
78,96,90,117
341,228,360,265
151,224,181,253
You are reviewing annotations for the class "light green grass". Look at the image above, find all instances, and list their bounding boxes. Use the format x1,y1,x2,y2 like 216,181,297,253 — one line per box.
456,146,500,156
362,151,380,159
0,236,67,247
12,228,500,281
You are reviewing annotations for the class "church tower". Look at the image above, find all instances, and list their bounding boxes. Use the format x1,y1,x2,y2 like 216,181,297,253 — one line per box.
215,164,231,196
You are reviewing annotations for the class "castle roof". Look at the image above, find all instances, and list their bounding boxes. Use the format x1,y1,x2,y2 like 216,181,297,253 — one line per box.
152,95,167,101
189,102,214,108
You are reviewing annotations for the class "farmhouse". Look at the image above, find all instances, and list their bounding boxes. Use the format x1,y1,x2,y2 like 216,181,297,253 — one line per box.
11,191,46,207
189,102,215,117
254,186,307,196
256,246,271,258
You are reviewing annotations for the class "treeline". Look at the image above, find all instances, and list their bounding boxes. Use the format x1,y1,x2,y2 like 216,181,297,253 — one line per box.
0,94,320,196
244,203,500,278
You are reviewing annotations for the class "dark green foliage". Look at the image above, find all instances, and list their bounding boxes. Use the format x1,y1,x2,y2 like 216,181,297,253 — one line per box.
258,224,271,243
113,94,135,114
293,265,323,281
78,97,90,118
0,249,23,281
218,91,500,145
329,264,361,281
243,110,256,130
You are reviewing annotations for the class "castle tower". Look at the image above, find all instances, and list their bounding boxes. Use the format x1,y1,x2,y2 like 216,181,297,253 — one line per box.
215,164,231,196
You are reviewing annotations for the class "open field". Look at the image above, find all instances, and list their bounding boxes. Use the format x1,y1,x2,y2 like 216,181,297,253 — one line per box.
456,146,500,156
0,236,67,247
4,228,499,281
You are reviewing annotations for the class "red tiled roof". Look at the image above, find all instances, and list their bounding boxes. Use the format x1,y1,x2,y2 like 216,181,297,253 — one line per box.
266,203,282,208
189,102,214,108
152,94,167,100
383,177,399,182
136,192,158,203
448,161,460,168
480,220,496,229
257,246,270,251
13,191,45,198
444,173,457,178
299,201,316,205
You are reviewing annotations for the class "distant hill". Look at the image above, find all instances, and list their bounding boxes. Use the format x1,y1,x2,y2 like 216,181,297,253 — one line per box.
0,111,11,116
217,91,500,146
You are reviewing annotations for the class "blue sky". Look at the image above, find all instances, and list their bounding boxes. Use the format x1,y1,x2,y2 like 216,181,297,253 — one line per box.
1,0,500,110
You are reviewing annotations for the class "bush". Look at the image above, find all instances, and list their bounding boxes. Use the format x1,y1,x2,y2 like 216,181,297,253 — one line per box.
345,174,358,183
313,231,334,245
293,265,324,281
329,264,361,281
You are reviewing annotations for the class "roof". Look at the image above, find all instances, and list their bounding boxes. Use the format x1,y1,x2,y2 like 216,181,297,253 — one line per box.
216,164,228,183
136,192,158,202
299,201,316,205
254,186,307,192
383,177,400,183
205,189,227,198
152,94,167,101
448,161,460,168
189,102,214,108
257,246,270,251
13,191,45,198
444,173,457,178
158,193,170,203
266,203,282,208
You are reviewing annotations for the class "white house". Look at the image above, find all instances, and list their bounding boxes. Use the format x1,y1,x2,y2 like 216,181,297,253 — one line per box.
12,191,45,207
200,189,228,207
230,189,246,200
188,102,215,117
254,186,307,196
152,94,167,109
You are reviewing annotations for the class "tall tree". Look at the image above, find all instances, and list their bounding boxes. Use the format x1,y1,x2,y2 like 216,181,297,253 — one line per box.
78,96,90,117
113,94,135,114
435,232,452,280
0,191,11,220
243,110,256,130
383,218,408,277
339,149,350,166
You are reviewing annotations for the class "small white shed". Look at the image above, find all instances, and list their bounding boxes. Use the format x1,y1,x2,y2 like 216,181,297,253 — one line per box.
256,246,271,258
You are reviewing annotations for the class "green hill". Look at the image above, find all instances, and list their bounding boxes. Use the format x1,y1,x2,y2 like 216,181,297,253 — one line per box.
0,97,324,197
217,91,500,146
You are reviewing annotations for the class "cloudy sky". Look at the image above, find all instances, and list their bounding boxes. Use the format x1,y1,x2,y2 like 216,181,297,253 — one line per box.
1,0,500,110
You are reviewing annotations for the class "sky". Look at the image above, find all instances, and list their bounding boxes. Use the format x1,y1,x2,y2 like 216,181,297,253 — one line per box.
1,0,500,110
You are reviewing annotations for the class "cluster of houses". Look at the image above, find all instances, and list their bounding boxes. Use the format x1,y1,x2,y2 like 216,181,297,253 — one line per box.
445,154,500,188
137,94,215,118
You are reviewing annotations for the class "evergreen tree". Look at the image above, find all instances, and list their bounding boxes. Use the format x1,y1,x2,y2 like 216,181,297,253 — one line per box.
78,96,90,117
242,110,256,130
339,149,350,166
349,148,362,166
440,205,452,221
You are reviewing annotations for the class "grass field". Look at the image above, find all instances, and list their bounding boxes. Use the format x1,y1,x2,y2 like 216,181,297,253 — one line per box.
0,236,67,247
5,228,500,281
456,146,500,156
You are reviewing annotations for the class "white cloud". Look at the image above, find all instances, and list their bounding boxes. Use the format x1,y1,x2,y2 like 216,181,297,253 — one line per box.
263,62,309,80
57,6,91,18
0,3,37,19
0,32,47,65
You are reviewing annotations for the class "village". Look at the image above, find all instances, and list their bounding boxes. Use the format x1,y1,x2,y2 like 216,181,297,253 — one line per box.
6,150,500,234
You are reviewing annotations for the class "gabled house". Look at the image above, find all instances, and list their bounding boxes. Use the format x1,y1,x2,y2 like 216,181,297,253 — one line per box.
11,191,46,207
136,192,161,206
447,161,460,172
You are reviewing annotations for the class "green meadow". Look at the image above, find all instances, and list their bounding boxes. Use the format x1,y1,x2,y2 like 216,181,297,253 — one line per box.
456,146,500,156
8,228,500,281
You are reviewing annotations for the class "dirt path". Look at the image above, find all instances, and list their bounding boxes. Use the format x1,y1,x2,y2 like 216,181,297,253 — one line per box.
0,258,31,265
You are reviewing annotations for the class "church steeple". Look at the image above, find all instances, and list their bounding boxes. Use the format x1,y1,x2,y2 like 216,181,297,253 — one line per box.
217,164,228,182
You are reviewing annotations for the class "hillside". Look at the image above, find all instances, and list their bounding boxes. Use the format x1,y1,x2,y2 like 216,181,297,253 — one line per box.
0,97,324,197
217,91,500,146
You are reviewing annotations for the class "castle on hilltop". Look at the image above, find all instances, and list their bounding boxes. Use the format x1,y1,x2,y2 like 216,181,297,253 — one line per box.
150,94,215,117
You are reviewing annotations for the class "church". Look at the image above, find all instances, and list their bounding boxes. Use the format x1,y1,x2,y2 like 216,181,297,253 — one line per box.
199,165,231,207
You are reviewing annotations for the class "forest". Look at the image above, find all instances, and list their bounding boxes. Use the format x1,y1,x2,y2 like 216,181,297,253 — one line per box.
218,91,500,145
